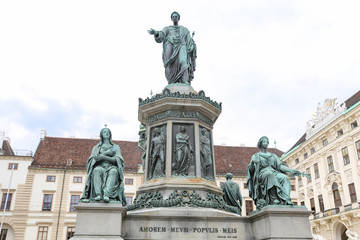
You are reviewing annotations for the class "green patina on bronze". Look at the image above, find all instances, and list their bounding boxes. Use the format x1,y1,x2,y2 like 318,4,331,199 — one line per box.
80,127,126,205
246,136,310,211
127,190,238,214
221,173,243,215
138,90,222,111
148,110,214,126
200,127,214,181
148,125,166,179
148,11,197,85
172,125,194,176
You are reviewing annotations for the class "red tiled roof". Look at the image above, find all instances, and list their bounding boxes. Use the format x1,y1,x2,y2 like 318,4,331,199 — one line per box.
214,145,283,176
32,136,283,176
345,90,360,109
1,140,15,156
32,137,142,172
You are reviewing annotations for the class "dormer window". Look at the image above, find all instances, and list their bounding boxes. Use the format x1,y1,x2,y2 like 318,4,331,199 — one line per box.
337,129,343,137
310,147,315,154
351,121,358,130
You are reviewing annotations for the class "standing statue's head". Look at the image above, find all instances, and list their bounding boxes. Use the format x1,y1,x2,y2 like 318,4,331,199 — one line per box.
201,128,207,136
171,11,180,20
225,173,233,180
179,125,186,133
153,128,161,136
171,11,180,25
99,127,113,145
257,136,269,149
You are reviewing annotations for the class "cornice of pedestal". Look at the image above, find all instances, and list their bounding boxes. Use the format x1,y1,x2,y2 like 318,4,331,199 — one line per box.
138,88,222,126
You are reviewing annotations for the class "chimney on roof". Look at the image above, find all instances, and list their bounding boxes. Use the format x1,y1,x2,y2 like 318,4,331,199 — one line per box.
40,129,47,140
0,131,4,155
137,164,144,173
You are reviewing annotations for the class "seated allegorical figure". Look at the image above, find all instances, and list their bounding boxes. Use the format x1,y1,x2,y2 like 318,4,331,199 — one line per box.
246,136,306,210
80,127,126,205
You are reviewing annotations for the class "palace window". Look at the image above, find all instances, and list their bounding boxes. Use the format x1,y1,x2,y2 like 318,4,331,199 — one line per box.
0,229,8,240
327,155,334,173
245,200,253,216
298,177,303,187
70,195,80,212
337,129,344,137
291,185,296,191
322,139,328,146
310,198,315,212
310,147,315,154
332,183,342,207
1,193,12,211
67,227,75,240
301,201,305,206
342,147,350,165
349,183,357,203
42,194,53,211
46,175,56,182
37,226,48,240
73,176,82,183
8,163,18,170
295,158,299,164
318,195,324,212
314,163,320,179
243,183,248,189
125,178,134,185
355,140,360,159
351,120,358,130
126,196,133,205
306,168,311,183
304,152,308,160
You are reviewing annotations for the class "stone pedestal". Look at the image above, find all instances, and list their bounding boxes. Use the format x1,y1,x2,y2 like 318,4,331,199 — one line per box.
122,206,312,239
71,204,312,240
250,206,313,240
136,84,225,211
71,203,126,240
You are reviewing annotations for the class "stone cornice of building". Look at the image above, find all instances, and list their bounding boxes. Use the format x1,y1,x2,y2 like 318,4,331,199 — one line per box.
0,155,33,161
283,90,360,161
283,105,360,167
311,210,359,228
305,99,347,140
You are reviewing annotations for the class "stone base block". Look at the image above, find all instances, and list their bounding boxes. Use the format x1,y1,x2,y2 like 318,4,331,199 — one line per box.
71,203,312,240
164,83,196,94
123,207,248,240
71,203,126,240
250,206,313,240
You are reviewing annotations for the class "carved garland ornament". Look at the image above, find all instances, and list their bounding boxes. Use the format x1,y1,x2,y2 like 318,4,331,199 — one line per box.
127,190,238,214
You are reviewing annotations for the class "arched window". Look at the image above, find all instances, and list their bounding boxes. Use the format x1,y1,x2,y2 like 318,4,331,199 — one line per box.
332,183,342,207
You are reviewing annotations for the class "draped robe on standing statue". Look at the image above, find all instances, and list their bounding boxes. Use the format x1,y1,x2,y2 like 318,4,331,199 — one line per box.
154,25,196,84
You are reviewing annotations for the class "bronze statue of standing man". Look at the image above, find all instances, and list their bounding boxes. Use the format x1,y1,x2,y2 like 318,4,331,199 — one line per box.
148,11,197,85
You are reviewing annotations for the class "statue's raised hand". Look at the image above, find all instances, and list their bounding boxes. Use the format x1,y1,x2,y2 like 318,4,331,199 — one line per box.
147,28,157,35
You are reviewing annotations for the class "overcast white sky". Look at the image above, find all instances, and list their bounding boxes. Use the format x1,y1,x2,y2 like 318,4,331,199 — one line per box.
1,0,359,154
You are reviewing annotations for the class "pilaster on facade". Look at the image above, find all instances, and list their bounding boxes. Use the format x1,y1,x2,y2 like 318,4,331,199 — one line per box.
11,171,35,240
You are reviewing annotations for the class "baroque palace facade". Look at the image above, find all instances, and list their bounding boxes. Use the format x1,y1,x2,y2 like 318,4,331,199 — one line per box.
282,90,360,240
0,131,287,240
